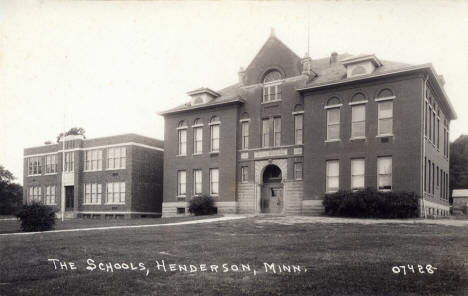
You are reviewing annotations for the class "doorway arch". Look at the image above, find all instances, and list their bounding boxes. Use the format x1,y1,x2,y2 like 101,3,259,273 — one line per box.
261,165,284,214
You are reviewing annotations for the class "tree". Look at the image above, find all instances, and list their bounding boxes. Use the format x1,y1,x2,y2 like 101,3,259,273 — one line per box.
56,127,86,143
450,135,468,203
0,165,23,215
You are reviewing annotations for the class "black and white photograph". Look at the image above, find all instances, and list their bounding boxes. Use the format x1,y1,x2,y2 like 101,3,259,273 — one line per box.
1,1,468,295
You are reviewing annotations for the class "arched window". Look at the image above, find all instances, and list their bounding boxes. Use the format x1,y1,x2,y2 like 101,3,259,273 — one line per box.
262,70,282,103
193,119,203,154
351,65,366,76
325,97,341,141
376,88,394,98
351,92,366,102
240,112,249,150
177,121,187,155
209,116,220,152
293,104,304,145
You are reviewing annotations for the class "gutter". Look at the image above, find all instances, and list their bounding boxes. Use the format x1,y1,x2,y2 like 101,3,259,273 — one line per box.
159,97,244,116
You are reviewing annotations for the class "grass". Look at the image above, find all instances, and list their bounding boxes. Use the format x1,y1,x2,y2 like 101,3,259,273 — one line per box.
1,216,467,295
0,215,220,234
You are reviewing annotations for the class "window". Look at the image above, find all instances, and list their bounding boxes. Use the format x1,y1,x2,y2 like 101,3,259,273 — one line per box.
428,159,432,194
262,119,270,147
377,157,392,191
106,182,125,204
177,170,186,196
425,101,429,137
351,105,366,138
273,117,281,147
327,108,340,140
45,185,56,205
294,163,303,180
28,157,42,175
432,162,435,194
45,155,57,174
210,168,219,195
436,117,440,149
351,159,365,190
193,127,203,154
262,71,282,102
424,157,427,192
193,169,202,195
107,147,126,169
378,101,393,136
84,183,102,204
432,110,436,143
210,116,220,152
294,114,303,145
241,166,248,183
84,149,103,171
177,121,187,156
28,186,42,203
326,160,339,193
241,121,249,150
64,152,74,172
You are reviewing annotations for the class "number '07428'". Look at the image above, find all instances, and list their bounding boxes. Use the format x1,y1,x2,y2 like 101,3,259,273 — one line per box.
392,264,437,275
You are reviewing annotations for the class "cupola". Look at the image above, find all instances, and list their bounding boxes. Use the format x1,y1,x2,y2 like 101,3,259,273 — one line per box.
340,54,382,78
187,88,221,105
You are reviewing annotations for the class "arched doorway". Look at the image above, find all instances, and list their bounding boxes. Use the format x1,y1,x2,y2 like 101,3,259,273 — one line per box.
261,165,283,214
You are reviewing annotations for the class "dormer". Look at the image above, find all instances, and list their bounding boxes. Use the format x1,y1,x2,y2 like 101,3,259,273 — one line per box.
340,54,382,78
187,88,221,105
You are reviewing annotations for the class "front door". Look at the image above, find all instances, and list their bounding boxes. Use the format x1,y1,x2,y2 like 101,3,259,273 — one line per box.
65,186,74,211
260,165,283,214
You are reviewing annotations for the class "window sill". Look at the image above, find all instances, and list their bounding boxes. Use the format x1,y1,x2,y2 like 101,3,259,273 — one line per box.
28,174,42,177
176,195,186,199
376,134,393,138
105,168,126,171
325,139,341,143
82,203,102,206
192,153,203,156
176,154,187,157
209,151,219,155
44,173,58,176
325,191,338,194
104,203,125,205
350,137,366,141
261,99,282,105
83,170,103,172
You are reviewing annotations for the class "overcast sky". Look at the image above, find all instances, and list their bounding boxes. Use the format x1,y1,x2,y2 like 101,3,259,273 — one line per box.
1,0,467,184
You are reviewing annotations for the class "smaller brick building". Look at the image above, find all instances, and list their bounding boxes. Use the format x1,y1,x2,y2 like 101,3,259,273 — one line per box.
23,133,164,218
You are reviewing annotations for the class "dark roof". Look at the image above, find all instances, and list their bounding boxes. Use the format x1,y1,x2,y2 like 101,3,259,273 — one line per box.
159,83,243,115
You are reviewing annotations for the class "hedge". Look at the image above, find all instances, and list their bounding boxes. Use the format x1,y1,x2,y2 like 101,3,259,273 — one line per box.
322,188,419,218
16,202,56,232
188,195,218,216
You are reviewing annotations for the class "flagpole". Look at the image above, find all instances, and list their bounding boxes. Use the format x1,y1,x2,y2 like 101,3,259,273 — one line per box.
61,80,66,222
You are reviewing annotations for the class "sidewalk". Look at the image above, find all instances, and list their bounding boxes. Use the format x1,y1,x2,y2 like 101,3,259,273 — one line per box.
0,215,247,237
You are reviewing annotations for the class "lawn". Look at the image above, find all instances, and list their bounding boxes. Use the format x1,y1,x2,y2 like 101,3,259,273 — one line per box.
1,216,467,296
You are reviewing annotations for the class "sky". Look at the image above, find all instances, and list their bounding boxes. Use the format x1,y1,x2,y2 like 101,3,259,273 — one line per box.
1,0,467,184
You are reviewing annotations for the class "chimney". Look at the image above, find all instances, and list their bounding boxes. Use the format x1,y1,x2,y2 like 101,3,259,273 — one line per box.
238,67,246,85
330,52,338,64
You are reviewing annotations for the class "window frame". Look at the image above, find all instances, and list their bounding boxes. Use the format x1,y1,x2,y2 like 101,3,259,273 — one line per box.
294,113,303,145
273,117,281,147
326,107,341,141
351,158,365,191
241,120,249,150
262,118,270,148
241,166,249,183
377,156,392,192
193,126,203,155
28,156,43,176
351,104,366,139
177,170,186,197
106,147,126,170
105,182,125,204
210,168,219,196
45,154,57,174
326,160,340,193
193,169,202,195
377,101,393,136
294,163,303,180
64,152,74,172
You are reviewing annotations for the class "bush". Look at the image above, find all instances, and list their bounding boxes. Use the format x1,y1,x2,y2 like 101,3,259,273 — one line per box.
323,188,419,218
16,202,57,232
188,195,218,216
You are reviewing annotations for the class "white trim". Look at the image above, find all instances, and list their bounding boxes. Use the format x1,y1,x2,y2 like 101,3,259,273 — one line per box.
261,99,282,105
104,202,125,205
44,173,58,176
236,144,297,152
239,118,250,122
208,121,221,126
376,134,394,138
191,124,204,128
324,103,343,109
350,136,367,141
291,111,304,115
176,126,188,130
349,100,368,106
79,211,160,215
27,174,42,177
325,139,341,143
375,96,396,102
25,142,163,158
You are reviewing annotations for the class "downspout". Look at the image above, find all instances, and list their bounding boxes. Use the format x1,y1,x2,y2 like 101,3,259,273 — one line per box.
421,74,429,218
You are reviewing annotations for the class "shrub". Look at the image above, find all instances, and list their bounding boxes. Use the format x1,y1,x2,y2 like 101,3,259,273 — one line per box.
188,195,217,216
16,202,57,232
323,188,419,218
